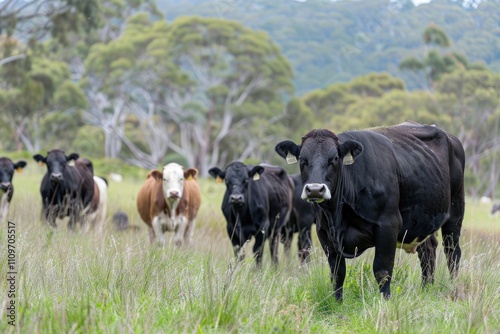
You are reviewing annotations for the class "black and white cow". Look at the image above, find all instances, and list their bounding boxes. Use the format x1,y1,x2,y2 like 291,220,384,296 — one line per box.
33,150,94,229
0,157,27,223
282,174,315,264
276,122,465,300
209,162,294,266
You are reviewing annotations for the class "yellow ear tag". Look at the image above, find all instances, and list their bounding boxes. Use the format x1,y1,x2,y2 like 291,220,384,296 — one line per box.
286,151,297,164
38,161,45,167
16,167,23,173
68,160,75,167
216,176,223,184
253,173,260,181
187,175,193,181
343,152,354,165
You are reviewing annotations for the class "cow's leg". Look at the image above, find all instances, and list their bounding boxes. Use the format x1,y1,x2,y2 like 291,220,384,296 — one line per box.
228,224,245,262
442,189,465,279
43,205,57,228
183,218,195,245
148,226,156,243
68,215,77,230
173,215,188,247
253,229,266,267
416,233,438,285
281,223,293,258
373,219,398,299
317,226,345,301
152,216,165,247
298,226,312,265
269,229,281,266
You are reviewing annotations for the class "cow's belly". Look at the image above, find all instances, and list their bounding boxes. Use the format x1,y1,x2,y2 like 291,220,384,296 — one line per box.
398,208,449,247
396,234,431,254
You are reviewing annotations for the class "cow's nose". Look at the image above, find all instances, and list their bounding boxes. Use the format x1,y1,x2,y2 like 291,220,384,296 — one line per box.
304,183,326,198
168,190,179,198
50,172,62,182
1,182,11,190
230,194,244,204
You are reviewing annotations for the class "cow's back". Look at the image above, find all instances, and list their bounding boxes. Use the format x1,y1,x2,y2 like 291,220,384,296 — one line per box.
341,123,461,234
74,159,95,207
137,175,166,227
260,166,294,225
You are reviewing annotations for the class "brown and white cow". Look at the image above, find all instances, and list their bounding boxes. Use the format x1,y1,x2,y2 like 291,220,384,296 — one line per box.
137,163,201,247
83,176,108,232
0,157,27,223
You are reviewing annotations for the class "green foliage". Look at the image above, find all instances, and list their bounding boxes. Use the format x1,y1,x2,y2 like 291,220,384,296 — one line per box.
302,72,407,131
71,125,105,159
400,24,489,88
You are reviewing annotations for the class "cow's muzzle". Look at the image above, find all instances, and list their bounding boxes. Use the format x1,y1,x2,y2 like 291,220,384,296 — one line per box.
50,172,63,183
230,194,244,205
0,182,11,191
302,183,331,203
167,190,180,199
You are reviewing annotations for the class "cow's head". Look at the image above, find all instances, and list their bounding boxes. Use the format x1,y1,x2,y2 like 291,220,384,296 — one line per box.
209,162,264,206
150,163,198,204
33,150,79,184
275,129,363,203
0,157,26,193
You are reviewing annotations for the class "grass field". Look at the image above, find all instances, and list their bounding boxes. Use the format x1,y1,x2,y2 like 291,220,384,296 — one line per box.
1,164,499,333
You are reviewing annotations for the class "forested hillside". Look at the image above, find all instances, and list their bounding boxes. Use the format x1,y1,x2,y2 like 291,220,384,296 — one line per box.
157,0,500,94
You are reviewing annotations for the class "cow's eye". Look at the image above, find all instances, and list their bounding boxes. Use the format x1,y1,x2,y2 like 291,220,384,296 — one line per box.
332,156,339,164
299,156,308,166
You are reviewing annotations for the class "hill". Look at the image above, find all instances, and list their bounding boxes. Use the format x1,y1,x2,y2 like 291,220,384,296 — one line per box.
157,0,500,94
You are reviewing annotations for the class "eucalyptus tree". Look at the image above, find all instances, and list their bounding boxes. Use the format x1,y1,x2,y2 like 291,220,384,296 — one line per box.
436,70,500,198
82,5,163,163
149,16,294,175
302,72,405,131
399,24,488,90
84,15,294,173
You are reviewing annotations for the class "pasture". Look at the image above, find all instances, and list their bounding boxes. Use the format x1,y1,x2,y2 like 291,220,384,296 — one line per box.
1,164,499,333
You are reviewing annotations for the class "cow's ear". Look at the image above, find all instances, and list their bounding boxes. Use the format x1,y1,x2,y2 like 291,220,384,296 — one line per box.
338,140,363,165
147,170,162,181
208,167,225,183
184,168,198,180
33,154,46,166
14,161,27,173
275,140,300,164
249,166,264,181
67,153,79,162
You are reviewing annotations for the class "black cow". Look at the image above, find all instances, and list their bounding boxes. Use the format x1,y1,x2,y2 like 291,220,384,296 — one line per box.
0,157,27,223
209,162,294,266
281,174,315,264
275,122,465,300
491,203,500,216
33,150,94,229
112,210,140,232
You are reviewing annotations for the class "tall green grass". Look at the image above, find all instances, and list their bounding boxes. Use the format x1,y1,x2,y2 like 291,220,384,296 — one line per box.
0,165,499,333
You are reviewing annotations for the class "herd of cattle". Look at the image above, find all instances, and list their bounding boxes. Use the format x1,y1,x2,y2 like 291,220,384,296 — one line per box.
0,122,469,300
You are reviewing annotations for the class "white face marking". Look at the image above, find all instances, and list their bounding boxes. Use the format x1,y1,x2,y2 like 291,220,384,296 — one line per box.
162,163,184,200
